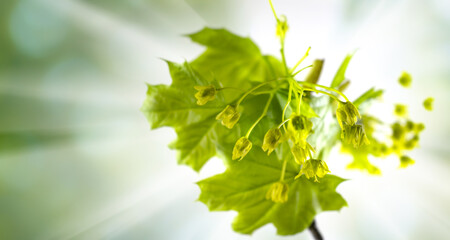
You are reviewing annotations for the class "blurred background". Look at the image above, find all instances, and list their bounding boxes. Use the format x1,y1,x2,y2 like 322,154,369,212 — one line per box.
0,0,449,239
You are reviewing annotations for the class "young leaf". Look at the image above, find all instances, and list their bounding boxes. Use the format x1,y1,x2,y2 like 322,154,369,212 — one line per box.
188,28,283,90
331,53,354,88
305,59,324,84
353,88,383,108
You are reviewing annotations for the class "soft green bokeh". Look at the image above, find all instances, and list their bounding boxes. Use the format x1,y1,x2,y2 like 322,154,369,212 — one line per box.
1,0,449,239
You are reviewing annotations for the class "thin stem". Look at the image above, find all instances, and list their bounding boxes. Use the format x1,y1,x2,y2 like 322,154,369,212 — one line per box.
302,87,341,102
268,0,278,20
251,90,276,96
292,64,313,77
290,46,311,74
281,83,293,130
246,94,274,138
236,79,283,107
280,158,288,181
297,89,304,114
277,118,290,129
280,41,289,75
308,220,324,240
217,87,243,92
294,85,299,113
297,81,350,102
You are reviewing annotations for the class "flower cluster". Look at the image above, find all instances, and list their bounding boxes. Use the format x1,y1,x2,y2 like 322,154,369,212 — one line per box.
391,120,424,155
336,101,369,148
190,16,429,204
193,69,374,202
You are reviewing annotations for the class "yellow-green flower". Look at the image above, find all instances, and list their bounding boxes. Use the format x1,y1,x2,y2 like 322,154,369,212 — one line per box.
216,105,240,129
413,123,425,133
398,71,412,88
405,120,415,131
296,159,330,182
262,128,282,155
423,97,434,111
342,124,370,148
336,101,360,129
194,85,216,105
291,142,315,165
276,15,289,39
394,104,408,117
391,122,405,141
390,121,422,155
399,155,415,168
232,137,252,161
265,181,289,203
287,114,313,147
370,142,390,157
403,135,419,150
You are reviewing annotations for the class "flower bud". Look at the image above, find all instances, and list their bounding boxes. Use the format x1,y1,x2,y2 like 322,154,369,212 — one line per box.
194,85,216,105
403,135,419,150
398,71,412,88
394,104,408,117
296,159,330,182
276,15,289,39
262,128,282,156
423,97,434,111
336,101,361,129
216,105,240,129
391,122,405,140
400,155,415,168
287,114,313,147
405,120,415,132
413,123,425,133
291,142,315,165
232,137,252,161
265,181,289,203
342,124,370,148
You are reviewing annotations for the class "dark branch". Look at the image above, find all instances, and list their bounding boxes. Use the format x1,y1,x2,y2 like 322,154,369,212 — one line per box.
308,219,323,240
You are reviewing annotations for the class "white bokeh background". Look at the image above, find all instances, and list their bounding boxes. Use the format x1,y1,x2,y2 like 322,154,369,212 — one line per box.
0,0,449,239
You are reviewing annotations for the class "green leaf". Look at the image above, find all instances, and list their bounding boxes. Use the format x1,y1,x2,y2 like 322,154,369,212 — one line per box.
142,56,283,171
188,28,282,91
198,145,347,235
307,96,341,159
331,53,354,88
168,119,219,171
187,28,260,55
353,88,383,108
141,61,225,171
